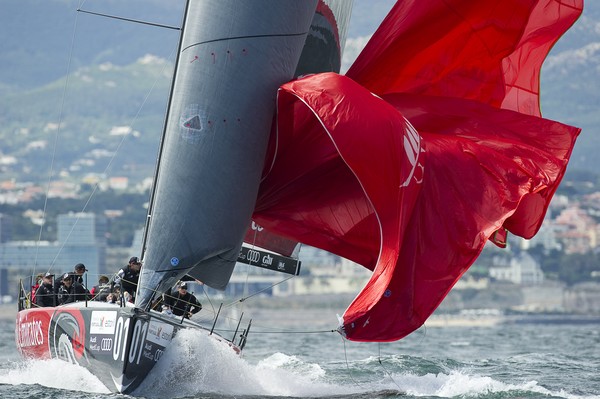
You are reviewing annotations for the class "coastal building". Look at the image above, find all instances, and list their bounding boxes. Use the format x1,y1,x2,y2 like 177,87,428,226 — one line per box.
520,219,563,253
553,206,598,254
489,251,544,285
0,212,106,299
564,282,600,313
519,281,566,312
0,213,12,243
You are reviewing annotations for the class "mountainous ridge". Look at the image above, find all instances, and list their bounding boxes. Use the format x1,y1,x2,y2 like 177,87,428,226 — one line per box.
1,0,598,184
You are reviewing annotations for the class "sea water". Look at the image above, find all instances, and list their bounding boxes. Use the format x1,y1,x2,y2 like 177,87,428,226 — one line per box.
0,310,598,399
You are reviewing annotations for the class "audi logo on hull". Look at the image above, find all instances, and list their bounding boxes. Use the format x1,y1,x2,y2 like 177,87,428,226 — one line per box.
247,250,260,263
101,338,113,351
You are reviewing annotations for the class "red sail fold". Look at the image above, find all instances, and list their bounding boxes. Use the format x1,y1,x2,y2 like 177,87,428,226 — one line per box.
251,0,583,341
255,74,579,341
347,0,584,116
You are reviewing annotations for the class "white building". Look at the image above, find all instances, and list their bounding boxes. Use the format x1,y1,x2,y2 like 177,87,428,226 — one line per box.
489,251,544,285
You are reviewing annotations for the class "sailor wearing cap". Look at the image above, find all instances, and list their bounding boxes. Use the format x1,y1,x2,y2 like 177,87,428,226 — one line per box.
73,263,88,286
57,272,90,305
34,272,56,307
162,281,202,319
114,256,142,301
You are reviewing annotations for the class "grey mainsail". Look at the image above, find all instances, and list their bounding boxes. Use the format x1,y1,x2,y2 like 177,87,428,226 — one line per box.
136,1,322,309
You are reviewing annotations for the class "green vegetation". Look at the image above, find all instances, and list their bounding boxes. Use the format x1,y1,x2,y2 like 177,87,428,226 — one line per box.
0,59,172,182
534,248,600,286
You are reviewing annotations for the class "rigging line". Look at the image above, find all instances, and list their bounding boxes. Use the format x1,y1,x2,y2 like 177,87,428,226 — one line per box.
341,335,366,389
240,329,337,335
209,274,298,326
137,279,224,321
238,227,261,315
377,343,404,393
35,1,84,276
50,42,178,267
209,327,337,336
224,275,295,308
233,316,336,334
200,282,217,316
240,260,251,314
136,280,227,320
77,8,180,31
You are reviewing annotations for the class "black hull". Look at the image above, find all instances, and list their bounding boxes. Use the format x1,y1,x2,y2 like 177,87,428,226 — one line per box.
16,302,239,394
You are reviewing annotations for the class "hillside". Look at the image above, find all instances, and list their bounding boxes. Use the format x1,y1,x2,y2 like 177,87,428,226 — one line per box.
541,5,600,169
0,0,598,185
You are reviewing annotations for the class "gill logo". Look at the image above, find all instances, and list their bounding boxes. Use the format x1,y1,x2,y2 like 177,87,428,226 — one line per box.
401,118,425,187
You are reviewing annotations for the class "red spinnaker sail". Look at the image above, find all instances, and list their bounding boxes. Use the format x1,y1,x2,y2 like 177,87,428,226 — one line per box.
253,0,583,341
347,0,584,117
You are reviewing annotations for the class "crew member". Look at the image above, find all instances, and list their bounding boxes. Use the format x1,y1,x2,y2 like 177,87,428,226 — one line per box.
73,263,88,286
115,256,142,301
58,273,89,304
163,282,202,318
90,275,111,301
34,273,56,307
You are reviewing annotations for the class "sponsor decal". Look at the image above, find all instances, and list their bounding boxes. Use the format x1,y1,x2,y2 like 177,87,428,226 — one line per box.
238,246,301,275
142,342,164,362
179,104,207,144
146,320,174,347
143,350,154,361
401,119,425,187
90,311,117,334
101,337,113,351
50,310,87,364
262,254,273,266
247,250,260,263
16,315,45,348
89,335,113,353
251,221,263,231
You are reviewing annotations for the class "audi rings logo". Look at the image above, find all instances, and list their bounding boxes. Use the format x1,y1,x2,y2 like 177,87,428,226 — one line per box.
101,338,113,351
247,250,260,263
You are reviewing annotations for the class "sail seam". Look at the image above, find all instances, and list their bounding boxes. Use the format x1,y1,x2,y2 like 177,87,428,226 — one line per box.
280,90,385,318
181,32,309,52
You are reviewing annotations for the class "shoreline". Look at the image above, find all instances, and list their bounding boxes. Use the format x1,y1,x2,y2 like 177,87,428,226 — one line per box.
5,298,599,327
426,313,600,327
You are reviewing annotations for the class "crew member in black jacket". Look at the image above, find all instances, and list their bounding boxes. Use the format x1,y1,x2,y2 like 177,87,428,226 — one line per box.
57,273,89,304
35,273,56,307
115,256,142,301
163,282,202,318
